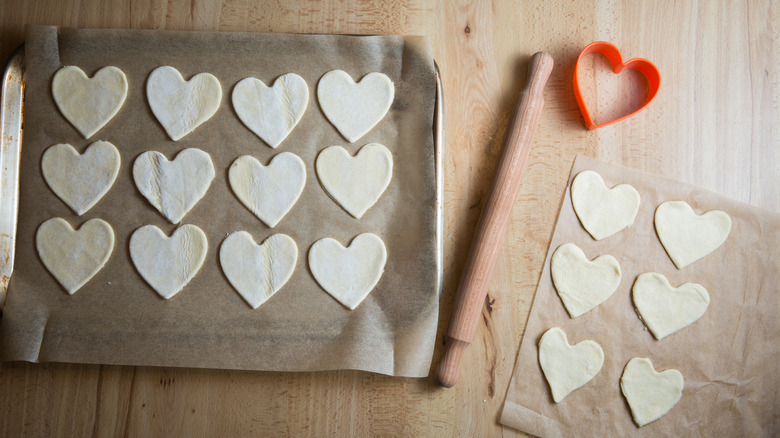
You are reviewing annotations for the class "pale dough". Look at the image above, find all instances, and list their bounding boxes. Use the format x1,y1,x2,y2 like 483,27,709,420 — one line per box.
52,66,128,138
551,243,622,318
538,327,604,403
36,218,114,294
133,148,215,224
42,141,120,215
228,153,306,227
146,66,222,141
655,200,732,269
316,143,392,219
220,232,297,309
309,233,387,310
317,70,394,143
632,272,710,340
571,170,640,240
621,357,684,427
129,224,208,299
232,73,309,148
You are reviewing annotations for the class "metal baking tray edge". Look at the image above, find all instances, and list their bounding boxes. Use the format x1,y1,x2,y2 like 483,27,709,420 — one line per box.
0,48,443,311
0,45,24,313
433,61,444,301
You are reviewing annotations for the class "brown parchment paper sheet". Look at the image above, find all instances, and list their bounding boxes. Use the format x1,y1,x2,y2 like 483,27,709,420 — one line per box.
500,155,780,436
0,26,439,377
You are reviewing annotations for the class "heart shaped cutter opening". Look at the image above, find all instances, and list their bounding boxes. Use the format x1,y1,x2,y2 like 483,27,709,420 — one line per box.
573,41,660,130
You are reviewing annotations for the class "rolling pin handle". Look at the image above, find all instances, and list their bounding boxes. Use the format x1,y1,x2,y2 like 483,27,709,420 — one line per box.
436,337,467,387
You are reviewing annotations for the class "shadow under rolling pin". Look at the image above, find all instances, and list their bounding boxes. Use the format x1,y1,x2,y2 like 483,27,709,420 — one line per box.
436,52,554,388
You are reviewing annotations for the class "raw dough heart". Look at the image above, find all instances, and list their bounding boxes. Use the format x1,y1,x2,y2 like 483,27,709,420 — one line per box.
632,272,710,340
309,233,387,310
316,143,392,219
317,70,394,142
36,218,114,294
147,66,222,141
621,357,684,427
538,327,604,403
571,170,640,240
42,141,120,215
220,232,298,309
133,148,215,224
129,224,208,299
232,73,309,148
52,66,128,138
228,153,306,227
655,201,732,269
551,243,622,318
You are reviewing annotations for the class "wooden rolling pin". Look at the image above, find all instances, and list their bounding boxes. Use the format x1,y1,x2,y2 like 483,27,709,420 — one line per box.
437,52,553,387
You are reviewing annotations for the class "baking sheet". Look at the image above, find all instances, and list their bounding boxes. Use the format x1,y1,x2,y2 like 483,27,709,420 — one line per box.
501,155,780,436
0,45,24,308
0,26,440,377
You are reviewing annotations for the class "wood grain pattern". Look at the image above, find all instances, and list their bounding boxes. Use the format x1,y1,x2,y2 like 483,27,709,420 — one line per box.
0,1,777,436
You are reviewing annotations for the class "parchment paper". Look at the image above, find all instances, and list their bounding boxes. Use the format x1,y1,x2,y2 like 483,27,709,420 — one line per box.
501,155,780,436
0,26,439,377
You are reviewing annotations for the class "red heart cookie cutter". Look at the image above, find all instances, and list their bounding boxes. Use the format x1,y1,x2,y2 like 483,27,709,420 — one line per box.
573,41,660,130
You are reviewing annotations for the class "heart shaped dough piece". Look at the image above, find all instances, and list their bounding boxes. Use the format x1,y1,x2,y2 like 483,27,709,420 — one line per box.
232,74,309,148
133,148,215,224
538,327,604,403
229,153,306,227
551,243,622,318
571,170,640,240
317,70,394,143
309,233,387,310
316,143,392,219
52,66,128,138
621,357,684,427
147,66,222,141
42,141,120,216
632,272,710,340
220,232,298,309
36,218,114,294
130,224,207,299
655,201,732,269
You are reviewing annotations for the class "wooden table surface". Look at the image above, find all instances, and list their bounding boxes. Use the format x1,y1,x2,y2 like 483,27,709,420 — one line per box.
1,1,777,436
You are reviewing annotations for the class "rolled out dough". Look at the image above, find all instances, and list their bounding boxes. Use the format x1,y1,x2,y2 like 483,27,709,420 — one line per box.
36,217,115,294
317,70,394,143
232,73,309,148
228,153,306,228
654,200,731,269
146,66,222,141
620,357,684,427
571,170,640,240
129,224,208,300
538,327,604,403
42,141,120,216
52,65,128,138
632,272,710,340
133,148,215,224
220,232,298,309
309,233,387,310
316,143,392,219
550,243,622,318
